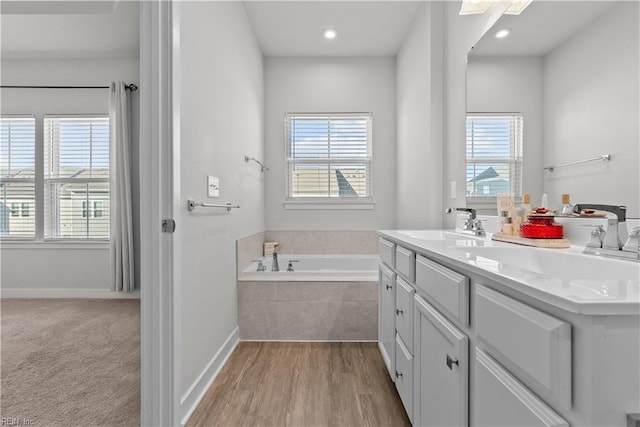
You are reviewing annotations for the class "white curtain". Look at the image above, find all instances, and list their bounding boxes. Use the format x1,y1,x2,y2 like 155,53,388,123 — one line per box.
109,82,135,292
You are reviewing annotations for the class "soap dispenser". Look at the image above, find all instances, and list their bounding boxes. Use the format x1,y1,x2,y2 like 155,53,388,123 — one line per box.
559,193,574,216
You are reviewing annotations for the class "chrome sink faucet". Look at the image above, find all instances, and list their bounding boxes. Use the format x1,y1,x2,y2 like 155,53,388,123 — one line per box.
574,204,639,261
573,204,627,250
445,207,486,236
272,252,279,272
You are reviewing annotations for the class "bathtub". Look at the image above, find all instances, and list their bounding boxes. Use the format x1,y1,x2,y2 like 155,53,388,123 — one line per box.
238,253,379,340
241,254,379,281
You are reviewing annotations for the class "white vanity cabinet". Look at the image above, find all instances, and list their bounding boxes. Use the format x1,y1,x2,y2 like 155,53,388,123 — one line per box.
377,230,639,427
414,295,468,427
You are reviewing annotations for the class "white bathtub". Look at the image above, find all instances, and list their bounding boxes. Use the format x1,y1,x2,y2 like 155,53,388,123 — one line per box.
241,254,379,281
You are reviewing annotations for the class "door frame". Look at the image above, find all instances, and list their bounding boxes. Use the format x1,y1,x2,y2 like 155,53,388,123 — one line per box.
139,1,181,425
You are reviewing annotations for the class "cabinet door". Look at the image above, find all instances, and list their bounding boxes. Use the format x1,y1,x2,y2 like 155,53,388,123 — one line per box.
474,349,568,427
414,295,468,427
379,264,396,379
395,334,414,423
395,276,415,353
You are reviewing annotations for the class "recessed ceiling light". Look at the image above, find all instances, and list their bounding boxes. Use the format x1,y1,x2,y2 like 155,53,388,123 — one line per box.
495,28,511,39
323,29,337,40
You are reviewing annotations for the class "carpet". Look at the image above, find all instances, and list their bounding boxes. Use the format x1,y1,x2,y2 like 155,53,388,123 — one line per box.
1,299,140,426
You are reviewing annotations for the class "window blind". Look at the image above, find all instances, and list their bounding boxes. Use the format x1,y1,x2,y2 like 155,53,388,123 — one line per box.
44,115,109,239
285,113,372,200
0,116,36,237
466,114,523,199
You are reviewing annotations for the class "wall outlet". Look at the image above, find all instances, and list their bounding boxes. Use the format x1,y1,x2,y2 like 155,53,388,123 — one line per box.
450,180,457,199
207,176,219,198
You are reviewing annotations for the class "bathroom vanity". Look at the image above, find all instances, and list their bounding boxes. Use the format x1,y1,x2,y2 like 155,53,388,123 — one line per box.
377,230,640,427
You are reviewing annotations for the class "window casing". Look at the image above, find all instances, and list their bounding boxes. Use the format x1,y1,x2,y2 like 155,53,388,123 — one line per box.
466,114,523,207
44,115,109,240
285,113,372,204
0,116,36,238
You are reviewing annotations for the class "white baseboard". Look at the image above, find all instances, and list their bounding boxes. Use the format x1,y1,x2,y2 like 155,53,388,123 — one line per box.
0,288,141,299
180,326,240,426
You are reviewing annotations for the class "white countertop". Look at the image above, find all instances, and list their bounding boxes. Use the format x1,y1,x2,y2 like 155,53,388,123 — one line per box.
378,230,640,316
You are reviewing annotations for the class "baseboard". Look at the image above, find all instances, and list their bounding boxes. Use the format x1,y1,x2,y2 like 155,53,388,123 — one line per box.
180,326,240,426
0,288,141,299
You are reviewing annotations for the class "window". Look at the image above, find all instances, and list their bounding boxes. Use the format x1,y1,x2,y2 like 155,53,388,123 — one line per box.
44,115,109,239
466,114,523,204
0,117,36,237
285,113,372,203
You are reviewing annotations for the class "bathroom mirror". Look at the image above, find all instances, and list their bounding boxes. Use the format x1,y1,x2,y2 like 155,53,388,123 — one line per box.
466,1,639,217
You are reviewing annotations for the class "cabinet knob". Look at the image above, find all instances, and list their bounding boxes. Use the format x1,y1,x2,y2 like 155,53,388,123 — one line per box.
396,309,404,315
386,284,392,290
395,370,403,379
446,354,459,370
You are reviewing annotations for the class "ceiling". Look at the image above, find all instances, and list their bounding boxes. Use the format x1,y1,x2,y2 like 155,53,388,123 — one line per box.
0,1,139,59
470,1,615,56
243,1,422,57
0,0,419,59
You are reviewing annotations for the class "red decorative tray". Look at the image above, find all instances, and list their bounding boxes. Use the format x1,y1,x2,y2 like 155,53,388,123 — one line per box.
520,214,564,239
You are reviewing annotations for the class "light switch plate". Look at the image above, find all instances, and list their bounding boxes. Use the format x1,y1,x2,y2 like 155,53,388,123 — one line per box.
450,180,457,199
207,176,219,198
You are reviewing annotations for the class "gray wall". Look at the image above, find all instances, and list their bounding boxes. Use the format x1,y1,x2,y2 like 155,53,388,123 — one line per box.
264,57,396,230
396,2,444,229
467,55,544,206
178,0,265,402
543,2,639,216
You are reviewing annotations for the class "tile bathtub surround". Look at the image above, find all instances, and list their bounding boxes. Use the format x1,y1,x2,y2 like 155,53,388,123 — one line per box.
236,231,266,279
264,230,378,255
238,281,378,341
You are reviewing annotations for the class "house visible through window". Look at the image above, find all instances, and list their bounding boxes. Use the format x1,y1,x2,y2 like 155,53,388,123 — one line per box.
285,113,372,202
0,116,36,237
466,113,523,204
44,115,109,239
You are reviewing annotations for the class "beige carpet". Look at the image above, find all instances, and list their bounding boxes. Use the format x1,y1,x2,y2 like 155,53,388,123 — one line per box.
1,299,140,426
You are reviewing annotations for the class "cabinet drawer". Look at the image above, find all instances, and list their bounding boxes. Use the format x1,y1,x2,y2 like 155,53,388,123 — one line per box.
378,238,396,268
395,276,415,353
415,255,469,326
474,349,568,427
395,246,415,282
395,334,413,424
475,285,571,408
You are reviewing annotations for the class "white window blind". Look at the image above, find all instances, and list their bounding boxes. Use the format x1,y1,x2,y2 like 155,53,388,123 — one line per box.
285,113,372,201
466,114,523,201
0,116,36,237
44,115,109,239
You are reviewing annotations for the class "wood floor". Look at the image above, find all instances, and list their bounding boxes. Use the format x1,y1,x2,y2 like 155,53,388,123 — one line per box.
187,342,411,427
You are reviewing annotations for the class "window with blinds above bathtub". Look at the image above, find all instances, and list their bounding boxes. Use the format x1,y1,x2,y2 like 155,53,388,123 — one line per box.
466,113,523,208
285,113,373,208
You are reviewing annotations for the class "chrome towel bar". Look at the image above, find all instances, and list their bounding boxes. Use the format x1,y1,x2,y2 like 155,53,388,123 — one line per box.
244,155,269,172
544,154,611,172
187,200,240,212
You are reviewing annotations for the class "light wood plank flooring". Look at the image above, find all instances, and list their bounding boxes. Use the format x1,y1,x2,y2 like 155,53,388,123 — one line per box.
187,342,411,427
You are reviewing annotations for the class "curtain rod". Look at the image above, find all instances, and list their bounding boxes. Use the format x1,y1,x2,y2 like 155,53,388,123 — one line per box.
0,83,138,91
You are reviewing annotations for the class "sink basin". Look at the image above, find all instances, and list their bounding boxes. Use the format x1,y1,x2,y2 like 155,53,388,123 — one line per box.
457,246,640,282
396,230,485,241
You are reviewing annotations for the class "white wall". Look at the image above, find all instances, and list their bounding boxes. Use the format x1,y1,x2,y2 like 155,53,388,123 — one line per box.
442,1,510,229
466,55,544,206
543,2,639,217
0,58,140,298
178,0,264,418
396,2,444,229
264,57,396,230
